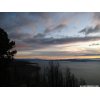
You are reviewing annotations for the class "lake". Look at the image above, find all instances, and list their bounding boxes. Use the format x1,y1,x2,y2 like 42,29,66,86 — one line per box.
61,61,100,86
18,59,100,86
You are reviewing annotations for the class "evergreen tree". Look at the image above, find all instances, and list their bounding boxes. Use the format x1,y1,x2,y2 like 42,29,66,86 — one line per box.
0,28,17,61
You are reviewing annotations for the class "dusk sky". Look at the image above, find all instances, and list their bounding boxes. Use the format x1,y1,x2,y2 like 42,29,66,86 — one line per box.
1,12,100,59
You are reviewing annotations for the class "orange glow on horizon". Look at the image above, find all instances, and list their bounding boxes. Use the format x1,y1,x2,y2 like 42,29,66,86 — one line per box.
15,55,100,60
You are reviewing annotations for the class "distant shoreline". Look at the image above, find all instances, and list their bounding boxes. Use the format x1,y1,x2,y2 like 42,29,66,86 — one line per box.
15,58,100,62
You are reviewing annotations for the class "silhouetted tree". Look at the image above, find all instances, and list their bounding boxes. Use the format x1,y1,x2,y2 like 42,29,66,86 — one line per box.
0,28,17,86
47,61,63,86
79,78,86,86
0,28,17,61
39,61,87,87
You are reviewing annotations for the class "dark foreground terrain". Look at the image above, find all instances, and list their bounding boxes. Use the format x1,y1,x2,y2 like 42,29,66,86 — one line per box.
0,59,86,87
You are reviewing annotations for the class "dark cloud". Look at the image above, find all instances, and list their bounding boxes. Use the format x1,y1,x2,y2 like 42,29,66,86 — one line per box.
79,12,100,36
44,24,67,33
33,33,45,39
79,25,100,35
13,30,100,51
38,51,100,56
82,53,100,56
89,43,100,46
23,34,100,50
8,32,32,40
32,51,79,56
32,36,100,45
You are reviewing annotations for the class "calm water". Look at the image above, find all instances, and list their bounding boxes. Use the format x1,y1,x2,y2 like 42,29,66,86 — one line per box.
31,60,100,85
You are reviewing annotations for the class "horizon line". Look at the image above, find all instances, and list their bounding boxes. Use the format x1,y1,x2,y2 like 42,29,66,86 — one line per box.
15,55,100,60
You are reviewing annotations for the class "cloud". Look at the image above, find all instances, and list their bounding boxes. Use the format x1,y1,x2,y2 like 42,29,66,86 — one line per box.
0,13,35,30
38,51,100,56
44,24,67,33
0,12,68,39
33,33,45,39
23,33,100,50
79,12,100,36
30,51,80,56
79,25,100,35
12,31,100,52
2,12,100,53
81,49,100,56
89,43,100,46
9,32,32,40
16,43,31,50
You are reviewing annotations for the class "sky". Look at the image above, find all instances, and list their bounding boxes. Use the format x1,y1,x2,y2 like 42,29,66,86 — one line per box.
1,12,100,59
